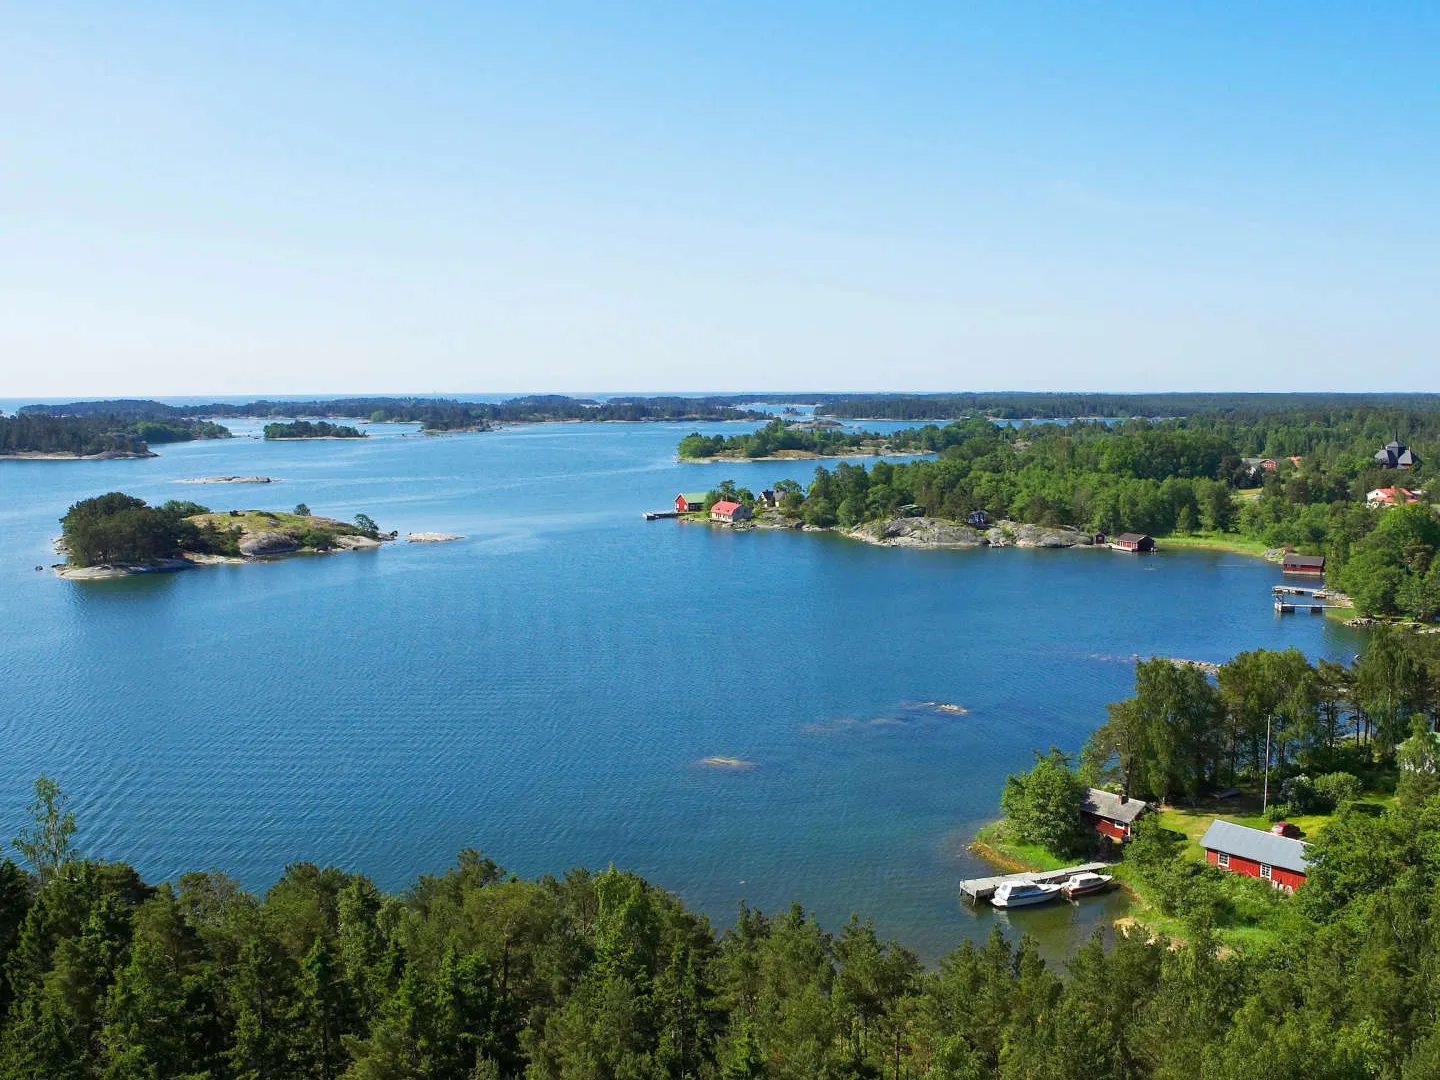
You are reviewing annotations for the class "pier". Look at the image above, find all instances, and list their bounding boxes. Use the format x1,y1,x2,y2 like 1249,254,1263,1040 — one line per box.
958,862,1109,903
1275,599,1326,615
642,511,681,521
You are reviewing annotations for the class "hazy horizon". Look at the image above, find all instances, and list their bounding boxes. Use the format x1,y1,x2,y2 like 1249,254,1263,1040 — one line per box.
4,4,1436,396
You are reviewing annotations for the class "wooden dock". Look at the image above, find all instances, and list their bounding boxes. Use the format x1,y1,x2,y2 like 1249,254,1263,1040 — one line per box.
642,511,681,521
1274,599,1326,614
958,862,1108,903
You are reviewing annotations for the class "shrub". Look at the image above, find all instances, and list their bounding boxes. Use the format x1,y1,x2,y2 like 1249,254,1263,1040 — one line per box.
1313,772,1361,811
1279,775,1318,814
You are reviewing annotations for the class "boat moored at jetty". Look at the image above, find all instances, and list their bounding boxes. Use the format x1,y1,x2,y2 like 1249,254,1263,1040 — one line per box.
1060,871,1113,899
990,881,1064,908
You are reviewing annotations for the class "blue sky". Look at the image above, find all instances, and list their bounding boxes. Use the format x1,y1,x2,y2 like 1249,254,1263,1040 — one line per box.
2,3,1436,395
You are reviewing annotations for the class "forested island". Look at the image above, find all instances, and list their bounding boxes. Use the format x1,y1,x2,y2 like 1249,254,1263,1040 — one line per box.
687,410,1440,620
262,420,366,440
18,394,769,432
678,418,935,460
56,493,388,576
811,391,1440,421
0,414,230,459
6,622,1440,1080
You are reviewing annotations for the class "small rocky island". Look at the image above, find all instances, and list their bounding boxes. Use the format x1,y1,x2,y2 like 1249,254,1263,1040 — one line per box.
54,493,394,579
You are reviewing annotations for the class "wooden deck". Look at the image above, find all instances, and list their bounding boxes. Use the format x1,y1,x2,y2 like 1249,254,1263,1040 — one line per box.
958,862,1109,903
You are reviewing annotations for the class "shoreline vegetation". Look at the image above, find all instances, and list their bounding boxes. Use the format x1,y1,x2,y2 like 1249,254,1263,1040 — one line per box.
679,405,1439,621
973,635,1436,952
53,493,394,579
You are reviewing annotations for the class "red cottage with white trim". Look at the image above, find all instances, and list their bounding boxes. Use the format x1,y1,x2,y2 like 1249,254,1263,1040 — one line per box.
1200,819,1309,892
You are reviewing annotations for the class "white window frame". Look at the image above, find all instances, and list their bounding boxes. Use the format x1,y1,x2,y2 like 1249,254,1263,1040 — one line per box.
1260,863,1272,880
1217,852,1229,868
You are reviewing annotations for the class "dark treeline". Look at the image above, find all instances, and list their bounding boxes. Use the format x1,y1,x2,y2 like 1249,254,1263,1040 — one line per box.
9,772,1440,1078
678,419,933,459
59,494,241,565
0,415,228,457
731,413,1439,618
264,421,366,440
816,392,1440,421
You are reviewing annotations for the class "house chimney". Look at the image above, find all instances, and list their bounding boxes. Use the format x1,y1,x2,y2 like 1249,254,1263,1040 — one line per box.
1120,793,1128,804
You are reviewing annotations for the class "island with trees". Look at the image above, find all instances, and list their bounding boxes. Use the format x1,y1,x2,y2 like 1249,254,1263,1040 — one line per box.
0,414,230,459
262,420,367,440
687,409,1440,621
19,394,771,433
677,418,940,460
55,493,391,578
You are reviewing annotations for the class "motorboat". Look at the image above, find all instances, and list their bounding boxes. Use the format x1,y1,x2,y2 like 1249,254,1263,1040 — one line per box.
1060,872,1113,899
990,880,1063,908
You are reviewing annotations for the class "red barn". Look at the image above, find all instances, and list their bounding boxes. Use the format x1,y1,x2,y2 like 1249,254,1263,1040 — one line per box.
676,492,707,513
1200,819,1309,892
1081,788,1150,843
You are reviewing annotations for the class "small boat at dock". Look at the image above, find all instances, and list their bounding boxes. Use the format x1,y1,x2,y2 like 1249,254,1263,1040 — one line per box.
1060,871,1113,899
990,881,1063,908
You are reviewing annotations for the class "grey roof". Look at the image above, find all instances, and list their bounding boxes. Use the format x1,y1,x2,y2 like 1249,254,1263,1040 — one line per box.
1115,532,1151,544
1199,819,1309,874
1081,788,1150,824
1283,553,1326,568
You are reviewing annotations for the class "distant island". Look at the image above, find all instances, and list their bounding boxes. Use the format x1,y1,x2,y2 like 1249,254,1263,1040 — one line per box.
0,414,230,459
17,394,772,433
263,420,366,440
677,418,939,460
55,493,391,579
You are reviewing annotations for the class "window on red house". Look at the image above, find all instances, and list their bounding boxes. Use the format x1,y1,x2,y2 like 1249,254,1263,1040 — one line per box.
1260,864,1272,880
1217,852,1229,868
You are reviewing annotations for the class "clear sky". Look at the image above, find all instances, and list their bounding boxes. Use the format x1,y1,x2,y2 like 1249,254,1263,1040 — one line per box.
3,2,1436,396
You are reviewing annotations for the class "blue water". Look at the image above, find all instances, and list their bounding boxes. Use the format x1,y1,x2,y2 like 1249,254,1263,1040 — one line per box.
0,417,1360,959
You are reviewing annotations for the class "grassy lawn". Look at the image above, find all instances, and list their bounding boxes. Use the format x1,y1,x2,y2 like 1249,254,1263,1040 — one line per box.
189,510,365,535
1154,532,1273,558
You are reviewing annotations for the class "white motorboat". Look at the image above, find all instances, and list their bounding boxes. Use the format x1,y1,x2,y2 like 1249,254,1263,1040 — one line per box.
990,880,1063,908
1060,872,1113,899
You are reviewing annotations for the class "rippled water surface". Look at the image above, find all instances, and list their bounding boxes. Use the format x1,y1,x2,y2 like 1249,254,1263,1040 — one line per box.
0,416,1360,959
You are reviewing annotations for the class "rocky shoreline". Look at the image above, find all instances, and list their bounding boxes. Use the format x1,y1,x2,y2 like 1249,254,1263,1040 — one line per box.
1,449,157,460
845,516,1102,549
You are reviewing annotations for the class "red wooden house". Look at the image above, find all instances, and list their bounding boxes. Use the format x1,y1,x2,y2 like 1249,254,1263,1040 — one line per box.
676,492,707,513
1200,819,1309,892
1081,788,1150,843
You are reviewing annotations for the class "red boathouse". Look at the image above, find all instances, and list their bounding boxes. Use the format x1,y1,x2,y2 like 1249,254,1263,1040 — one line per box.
1081,788,1150,843
1199,819,1309,892
1113,532,1155,552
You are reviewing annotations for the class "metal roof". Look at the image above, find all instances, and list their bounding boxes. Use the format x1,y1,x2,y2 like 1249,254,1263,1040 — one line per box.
1199,819,1309,874
710,500,743,514
1115,532,1151,543
1082,788,1150,824
679,492,709,503
1282,553,1326,568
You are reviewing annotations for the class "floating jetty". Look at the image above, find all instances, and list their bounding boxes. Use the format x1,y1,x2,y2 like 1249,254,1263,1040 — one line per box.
958,862,1109,903
1275,599,1326,614
642,510,681,521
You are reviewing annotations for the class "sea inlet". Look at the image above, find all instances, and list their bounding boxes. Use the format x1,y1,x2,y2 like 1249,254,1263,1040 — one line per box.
0,415,1360,960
